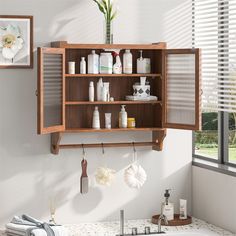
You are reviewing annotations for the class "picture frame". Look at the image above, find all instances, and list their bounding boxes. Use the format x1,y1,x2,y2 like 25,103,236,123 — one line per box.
0,15,33,68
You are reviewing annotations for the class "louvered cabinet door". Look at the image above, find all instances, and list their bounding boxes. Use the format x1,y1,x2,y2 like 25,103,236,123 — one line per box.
37,48,65,134
163,49,201,130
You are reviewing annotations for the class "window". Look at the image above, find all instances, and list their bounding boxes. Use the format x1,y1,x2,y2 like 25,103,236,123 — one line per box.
192,0,236,167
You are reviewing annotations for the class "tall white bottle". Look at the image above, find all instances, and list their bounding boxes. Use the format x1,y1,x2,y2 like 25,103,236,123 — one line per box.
97,78,103,101
123,50,133,74
92,106,100,129
119,105,128,128
89,81,94,102
88,50,99,74
80,57,86,74
161,189,174,221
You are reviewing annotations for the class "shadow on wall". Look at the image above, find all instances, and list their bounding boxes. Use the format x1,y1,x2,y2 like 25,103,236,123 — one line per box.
137,0,192,47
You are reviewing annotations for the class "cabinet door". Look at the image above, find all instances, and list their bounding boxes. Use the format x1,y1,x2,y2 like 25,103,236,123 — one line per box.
163,49,201,130
37,47,65,134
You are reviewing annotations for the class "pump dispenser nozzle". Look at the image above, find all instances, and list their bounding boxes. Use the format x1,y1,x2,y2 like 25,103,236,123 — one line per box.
164,189,171,205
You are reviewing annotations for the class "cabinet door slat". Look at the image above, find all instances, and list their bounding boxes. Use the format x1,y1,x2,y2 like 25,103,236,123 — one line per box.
163,49,201,130
37,47,65,134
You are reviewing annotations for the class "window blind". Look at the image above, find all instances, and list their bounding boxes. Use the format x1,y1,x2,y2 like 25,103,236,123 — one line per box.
193,0,236,113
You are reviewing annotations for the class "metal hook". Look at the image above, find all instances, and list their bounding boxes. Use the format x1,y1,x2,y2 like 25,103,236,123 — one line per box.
132,142,136,153
101,143,105,155
82,144,85,160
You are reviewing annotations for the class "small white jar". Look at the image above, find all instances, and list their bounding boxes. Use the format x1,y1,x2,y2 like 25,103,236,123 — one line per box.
100,53,113,74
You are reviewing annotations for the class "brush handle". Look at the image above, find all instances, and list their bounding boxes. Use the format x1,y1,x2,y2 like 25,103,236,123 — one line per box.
81,159,88,177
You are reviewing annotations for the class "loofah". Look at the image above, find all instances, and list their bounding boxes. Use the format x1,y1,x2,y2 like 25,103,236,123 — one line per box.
124,163,147,189
95,167,116,186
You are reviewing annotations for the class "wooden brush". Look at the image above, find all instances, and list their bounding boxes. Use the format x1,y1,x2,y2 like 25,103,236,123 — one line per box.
80,159,88,194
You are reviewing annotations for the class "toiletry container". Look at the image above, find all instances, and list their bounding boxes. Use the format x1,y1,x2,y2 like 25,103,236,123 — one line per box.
97,78,103,101
113,52,122,74
92,106,100,129
68,61,75,74
123,50,133,74
179,199,187,219
102,82,110,101
161,189,174,221
88,50,99,74
105,113,112,129
119,105,128,128
100,53,113,74
89,81,94,102
133,77,150,98
80,57,86,74
137,50,151,73
127,118,135,128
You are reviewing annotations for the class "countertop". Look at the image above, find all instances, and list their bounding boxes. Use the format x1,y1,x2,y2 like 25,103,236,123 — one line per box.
0,218,235,236
65,218,234,236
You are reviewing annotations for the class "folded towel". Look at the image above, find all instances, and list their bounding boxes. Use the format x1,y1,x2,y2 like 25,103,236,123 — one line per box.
6,225,68,236
6,215,68,236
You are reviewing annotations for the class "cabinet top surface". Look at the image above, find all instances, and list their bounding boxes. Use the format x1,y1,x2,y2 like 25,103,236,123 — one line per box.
51,41,167,50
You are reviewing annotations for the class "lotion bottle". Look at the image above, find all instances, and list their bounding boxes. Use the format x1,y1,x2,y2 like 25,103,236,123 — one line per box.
88,50,99,74
161,189,174,221
97,78,103,101
123,50,133,74
119,105,128,128
80,57,86,74
179,199,187,220
89,81,94,102
92,106,100,129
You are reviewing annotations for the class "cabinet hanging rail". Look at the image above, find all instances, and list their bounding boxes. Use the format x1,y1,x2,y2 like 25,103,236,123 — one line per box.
51,130,166,154
59,141,158,149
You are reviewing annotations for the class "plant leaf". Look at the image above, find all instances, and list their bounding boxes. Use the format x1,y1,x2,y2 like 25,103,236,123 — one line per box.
110,10,117,21
93,0,106,15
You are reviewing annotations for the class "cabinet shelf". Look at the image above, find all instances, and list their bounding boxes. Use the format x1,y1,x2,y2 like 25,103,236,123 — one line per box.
65,73,161,78
65,100,162,105
64,127,165,133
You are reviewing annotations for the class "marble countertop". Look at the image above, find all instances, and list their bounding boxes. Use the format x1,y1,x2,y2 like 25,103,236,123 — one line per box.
64,218,235,236
0,218,235,236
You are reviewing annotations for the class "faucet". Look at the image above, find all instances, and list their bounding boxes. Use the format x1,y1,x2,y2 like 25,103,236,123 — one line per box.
158,214,168,233
120,210,124,236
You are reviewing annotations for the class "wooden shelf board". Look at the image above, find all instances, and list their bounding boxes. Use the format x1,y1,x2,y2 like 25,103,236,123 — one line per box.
65,100,161,105
65,73,161,78
51,41,167,50
63,127,165,133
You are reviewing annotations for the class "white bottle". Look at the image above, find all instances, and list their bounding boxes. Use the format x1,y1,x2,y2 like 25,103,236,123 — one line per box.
80,57,86,74
92,106,100,129
119,105,128,128
137,50,145,73
161,189,174,221
113,53,122,74
88,50,99,74
68,61,75,74
123,49,133,74
89,81,94,102
97,78,103,101
179,199,187,220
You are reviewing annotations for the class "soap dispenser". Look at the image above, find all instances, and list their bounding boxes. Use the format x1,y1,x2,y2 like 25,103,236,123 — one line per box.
119,105,128,128
161,189,174,221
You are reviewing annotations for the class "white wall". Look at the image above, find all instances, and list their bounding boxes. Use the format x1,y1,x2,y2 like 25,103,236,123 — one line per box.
0,0,193,226
192,166,236,233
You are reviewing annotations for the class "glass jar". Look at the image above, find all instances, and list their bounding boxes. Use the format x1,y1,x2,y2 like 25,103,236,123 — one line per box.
127,118,136,128
99,53,113,74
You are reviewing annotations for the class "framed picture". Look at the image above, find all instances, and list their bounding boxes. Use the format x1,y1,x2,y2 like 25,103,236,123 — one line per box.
0,15,33,68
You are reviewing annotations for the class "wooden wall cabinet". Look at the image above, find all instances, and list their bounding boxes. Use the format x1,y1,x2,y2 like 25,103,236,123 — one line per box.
37,41,201,154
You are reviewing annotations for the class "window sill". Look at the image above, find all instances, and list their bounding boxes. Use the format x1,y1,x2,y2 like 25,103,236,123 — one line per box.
192,158,236,177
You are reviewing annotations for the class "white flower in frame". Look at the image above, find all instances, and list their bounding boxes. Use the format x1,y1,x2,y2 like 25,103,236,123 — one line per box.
0,24,24,60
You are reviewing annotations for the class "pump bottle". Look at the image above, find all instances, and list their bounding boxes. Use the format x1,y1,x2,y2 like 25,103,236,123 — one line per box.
119,105,128,128
161,189,174,221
